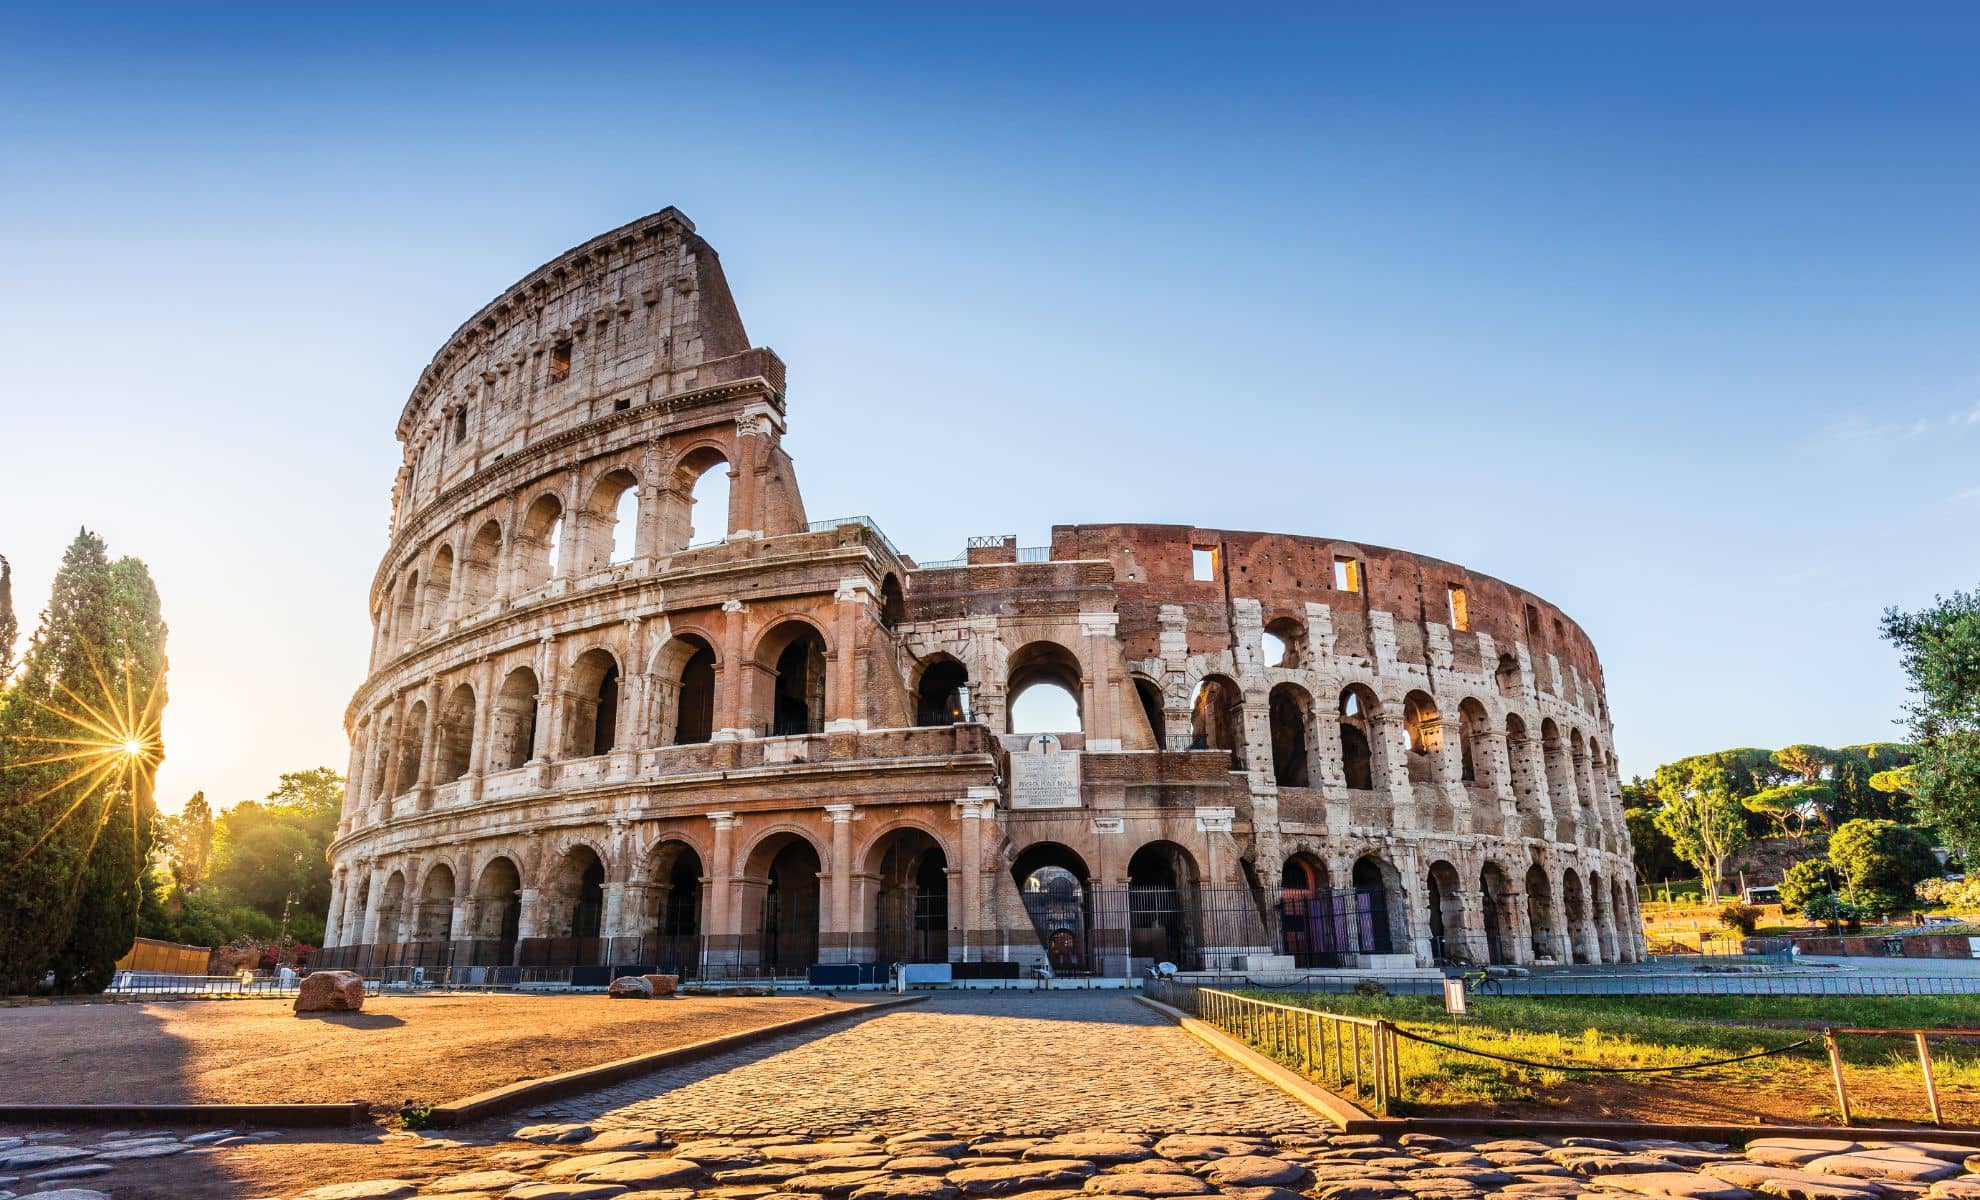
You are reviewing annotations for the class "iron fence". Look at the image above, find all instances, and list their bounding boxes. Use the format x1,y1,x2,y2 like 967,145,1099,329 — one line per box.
1188,969,1980,997
1148,978,1399,1112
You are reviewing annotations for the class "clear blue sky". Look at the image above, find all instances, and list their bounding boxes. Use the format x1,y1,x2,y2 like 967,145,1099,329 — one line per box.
4,4,1978,811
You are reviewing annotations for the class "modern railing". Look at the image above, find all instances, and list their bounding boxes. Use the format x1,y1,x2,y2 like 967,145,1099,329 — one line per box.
1146,980,1400,1112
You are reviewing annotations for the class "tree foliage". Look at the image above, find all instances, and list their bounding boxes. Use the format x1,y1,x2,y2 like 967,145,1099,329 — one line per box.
0,532,168,993
1828,818,1940,917
1623,776,1685,880
1651,757,1749,902
1742,782,1827,840
1778,858,1837,913
1882,590,1980,860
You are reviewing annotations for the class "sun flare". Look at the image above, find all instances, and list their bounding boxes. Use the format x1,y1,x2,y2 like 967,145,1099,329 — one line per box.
6,645,164,866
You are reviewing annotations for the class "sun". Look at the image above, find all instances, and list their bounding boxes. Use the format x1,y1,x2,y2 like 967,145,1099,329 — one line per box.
6,644,164,865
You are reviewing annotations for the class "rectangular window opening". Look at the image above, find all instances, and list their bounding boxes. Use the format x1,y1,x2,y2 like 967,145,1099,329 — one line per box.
1448,584,1469,631
1333,556,1360,593
1524,603,1541,637
1192,547,1218,582
450,408,467,445
549,340,573,382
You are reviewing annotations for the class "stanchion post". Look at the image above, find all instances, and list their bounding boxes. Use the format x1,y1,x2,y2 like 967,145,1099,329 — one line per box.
1825,1028,1851,1125
1916,1032,1943,1126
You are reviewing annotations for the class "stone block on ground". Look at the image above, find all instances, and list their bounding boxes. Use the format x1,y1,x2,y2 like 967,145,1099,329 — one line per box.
294,1181,417,1200
643,974,680,996
1586,1171,1754,1200
514,1125,596,1145
608,975,654,999
1704,1163,1879,1200
294,969,366,1013
573,1158,709,1188
948,1160,1101,1196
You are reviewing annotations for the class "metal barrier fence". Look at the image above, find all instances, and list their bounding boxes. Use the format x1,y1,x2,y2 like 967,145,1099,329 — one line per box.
1181,969,1980,997
1149,979,1400,1112
106,971,383,999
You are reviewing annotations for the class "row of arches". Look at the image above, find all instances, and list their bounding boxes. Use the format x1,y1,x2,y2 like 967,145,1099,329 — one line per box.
376,448,732,660
341,825,957,972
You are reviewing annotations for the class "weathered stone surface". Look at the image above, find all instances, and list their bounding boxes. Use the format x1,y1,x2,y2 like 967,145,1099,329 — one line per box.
643,974,681,997
515,1125,597,1146
583,1131,674,1153
719,1165,814,1185
1154,1138,1274,1163
1860,1145,1973,1164
1806,1154,1960,1184
1026,1142,1153,1166
1201,1156,1310,1189
1317,1183,1413,1200
24,1191,112,1200
295,1181,418,1200
495,1150,575,1171
674,1143,769,1170
1586,1172,1754,1200
0,1147,88,1170
1704,1164,1877,1200
26,1164,113,1182
949,1161,1101,1196
429,1171,536,1194
295,969,366,1013
849,1176,964,1200
92,1143,188,1161
503,1184,632,1200
787,1171,892,1196
574,1159,710,1188
770,1146,909,1164
894,1158,973,1174
541,1154,645,1179
608,975,654,999
1083,1173,1216,1197
1929,1182,1980,1200
814,1157,897,1172
1745,1143,1861,1169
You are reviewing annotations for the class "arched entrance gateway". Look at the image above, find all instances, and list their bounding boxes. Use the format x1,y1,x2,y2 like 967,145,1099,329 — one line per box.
1278,854,1345,967
1012,843,1091,975
471,857,523,966
1126,842,1201,971
742,833,822,974
869,828,948,963
645,841,703,974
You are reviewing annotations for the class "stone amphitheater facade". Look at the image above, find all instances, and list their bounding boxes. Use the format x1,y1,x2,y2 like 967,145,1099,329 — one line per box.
324,207,1644,978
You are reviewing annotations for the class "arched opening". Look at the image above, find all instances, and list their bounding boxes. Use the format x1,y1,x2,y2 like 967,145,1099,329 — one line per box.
747,834,821,973
757,622,827,737
1590,868,1616,962
677,642,716,744
1458,698,1488,784
1190,675,1242,762
1339,686,1378,791
1479,862,1511,964
1495,653,1522,697
1561,868,1592,964
544,846,607,945
394,571,420,647
373,870,407,944
1278,854,1340,966
878,574,905,630
581,467,640,572
491,667,539,770
683,451,730,547
423,546,454,629
1350,856,1399,957
436,684,476,783
393,701,428,794
1008,641,1083,735
472,857,523,961
414,865,455,943
1541,718,1574,813
1611,877,1632,962
647,841,703,974
1132,676,1166,748
1127,842,1201,970
461,520,502,610
1425,859,1467,964
914,656,970,727
1403,691,1442,783
1524,863,1557,962
1506,713,1542,836
1269,683,1312,787
1011,842,1091,975
871,828,949,963
567,648,620,757
1262,616,1308,670
1570,729,1592,809
516,493,564,588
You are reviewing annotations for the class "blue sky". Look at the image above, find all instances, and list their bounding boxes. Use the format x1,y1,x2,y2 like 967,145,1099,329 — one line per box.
4,4,1978,811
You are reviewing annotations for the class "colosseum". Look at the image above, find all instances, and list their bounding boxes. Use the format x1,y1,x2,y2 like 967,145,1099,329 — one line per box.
323,207,1644,983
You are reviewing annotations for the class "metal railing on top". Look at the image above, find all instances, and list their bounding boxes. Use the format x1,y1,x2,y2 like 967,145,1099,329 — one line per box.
1147,979,1400,1112
806,515,902,560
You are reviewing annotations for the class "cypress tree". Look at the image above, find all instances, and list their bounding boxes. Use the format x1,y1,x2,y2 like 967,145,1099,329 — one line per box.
0,554,16,683
0,532,168,993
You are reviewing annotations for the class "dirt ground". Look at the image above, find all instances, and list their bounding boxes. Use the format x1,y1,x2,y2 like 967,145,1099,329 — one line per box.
0,992,860,1108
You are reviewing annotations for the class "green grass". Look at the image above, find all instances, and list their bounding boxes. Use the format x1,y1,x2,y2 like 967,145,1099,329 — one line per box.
1226,990,1980,1110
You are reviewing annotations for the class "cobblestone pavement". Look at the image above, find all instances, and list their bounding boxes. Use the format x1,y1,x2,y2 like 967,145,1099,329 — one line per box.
558,991,1325,1136
282,1126,1980,1200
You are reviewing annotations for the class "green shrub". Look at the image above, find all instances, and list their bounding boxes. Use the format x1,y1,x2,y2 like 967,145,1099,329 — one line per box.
1719,903,1761,934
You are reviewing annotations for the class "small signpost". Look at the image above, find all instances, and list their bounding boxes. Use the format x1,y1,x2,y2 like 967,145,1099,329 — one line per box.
1443,977,1468,1017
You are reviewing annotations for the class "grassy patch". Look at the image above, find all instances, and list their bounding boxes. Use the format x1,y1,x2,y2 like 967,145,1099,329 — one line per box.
1230,990,1980,1109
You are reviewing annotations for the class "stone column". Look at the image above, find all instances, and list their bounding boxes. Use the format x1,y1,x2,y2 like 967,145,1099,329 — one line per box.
324,870,346,947
825,804,855,964
714,601,749,739
707,812,737,972
470,658,499,777
1080,613,1121,750
1502,885,1533,965
1375,714,1415,828
826,584,866,733
955,790,995,962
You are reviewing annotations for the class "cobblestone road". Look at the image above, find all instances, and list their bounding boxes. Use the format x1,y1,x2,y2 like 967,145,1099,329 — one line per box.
551,991,1325,1136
